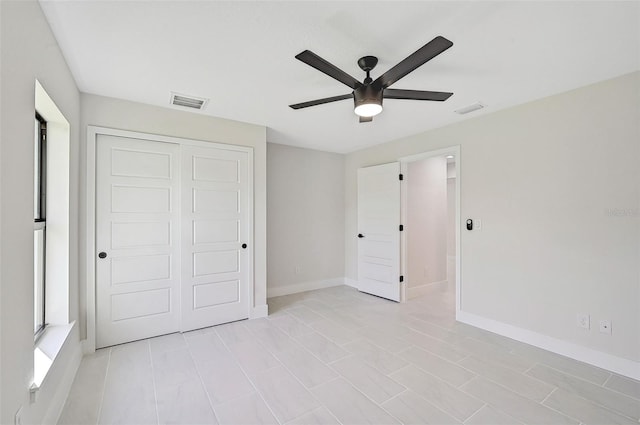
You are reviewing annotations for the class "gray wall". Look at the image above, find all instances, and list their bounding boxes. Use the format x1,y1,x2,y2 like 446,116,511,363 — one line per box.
0,1,81,423
345,71,640,363
267,143,345,296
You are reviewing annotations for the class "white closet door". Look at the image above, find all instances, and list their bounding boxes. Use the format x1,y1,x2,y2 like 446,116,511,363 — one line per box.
96,135,181,348
180,144,250,331
357,162,401,302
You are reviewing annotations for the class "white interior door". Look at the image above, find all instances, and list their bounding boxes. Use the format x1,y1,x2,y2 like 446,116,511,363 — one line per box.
180,144,250,331
96,135,181,348
357,162,401,302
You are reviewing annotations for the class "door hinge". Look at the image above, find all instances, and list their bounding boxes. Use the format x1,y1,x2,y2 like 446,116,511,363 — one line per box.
399,173,403,181
399,224,404,231
399,275,404,283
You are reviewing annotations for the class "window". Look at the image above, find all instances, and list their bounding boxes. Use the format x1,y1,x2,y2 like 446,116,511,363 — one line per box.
34,113,47,335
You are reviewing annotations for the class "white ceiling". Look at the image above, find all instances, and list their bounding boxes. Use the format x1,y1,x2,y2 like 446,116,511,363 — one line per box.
40,1,640,153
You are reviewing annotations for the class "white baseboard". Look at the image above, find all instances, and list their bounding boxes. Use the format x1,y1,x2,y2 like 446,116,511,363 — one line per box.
250,304,269,319
267,278,345,298
457,310,640,381
44,342,82,425
81,338,95,355
407,280,448,299
343,277,358,288
34,324,83,425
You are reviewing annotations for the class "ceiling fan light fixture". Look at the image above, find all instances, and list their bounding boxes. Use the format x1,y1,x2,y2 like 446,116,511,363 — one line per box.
354,103,383,117
354,85,383,117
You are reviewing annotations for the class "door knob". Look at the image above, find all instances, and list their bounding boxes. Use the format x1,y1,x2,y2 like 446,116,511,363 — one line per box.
241,243,247,249
98,252,107,259
357,234,364,238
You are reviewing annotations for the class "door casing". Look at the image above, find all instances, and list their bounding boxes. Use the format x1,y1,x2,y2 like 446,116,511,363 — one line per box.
85,126,254,352
399,145,461,312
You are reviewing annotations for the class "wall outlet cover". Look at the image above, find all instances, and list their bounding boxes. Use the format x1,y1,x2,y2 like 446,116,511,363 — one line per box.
577,313,590,329
599,320,612,335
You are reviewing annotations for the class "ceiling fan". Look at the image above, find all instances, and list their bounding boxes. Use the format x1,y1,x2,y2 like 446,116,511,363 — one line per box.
289,36,454,123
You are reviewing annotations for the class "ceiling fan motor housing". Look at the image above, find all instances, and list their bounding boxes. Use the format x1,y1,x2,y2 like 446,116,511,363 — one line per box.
354,85,383,117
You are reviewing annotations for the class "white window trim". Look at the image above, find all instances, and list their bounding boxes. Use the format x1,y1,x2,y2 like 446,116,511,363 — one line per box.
33,80,72,389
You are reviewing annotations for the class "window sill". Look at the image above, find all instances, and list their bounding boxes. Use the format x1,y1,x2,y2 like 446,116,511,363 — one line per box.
33,322,75,390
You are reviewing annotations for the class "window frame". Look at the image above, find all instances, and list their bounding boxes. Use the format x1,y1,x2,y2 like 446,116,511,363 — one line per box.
34,112,47,337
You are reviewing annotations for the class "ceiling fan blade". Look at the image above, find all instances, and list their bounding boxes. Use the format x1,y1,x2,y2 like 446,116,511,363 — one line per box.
373,36,453,89
384,88,453,101
359,116,373,123
295,50,361,89
289,93,353,110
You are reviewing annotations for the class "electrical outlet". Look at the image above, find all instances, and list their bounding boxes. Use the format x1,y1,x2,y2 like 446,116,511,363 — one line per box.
599,320,612,335
577,313,590,329
294,266,301,275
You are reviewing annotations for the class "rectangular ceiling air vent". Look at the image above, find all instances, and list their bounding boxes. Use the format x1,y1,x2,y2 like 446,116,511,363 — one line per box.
455,102,485,115
170,92,209,110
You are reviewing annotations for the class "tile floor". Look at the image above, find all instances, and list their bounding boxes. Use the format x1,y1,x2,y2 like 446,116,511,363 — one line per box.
59,283,640,424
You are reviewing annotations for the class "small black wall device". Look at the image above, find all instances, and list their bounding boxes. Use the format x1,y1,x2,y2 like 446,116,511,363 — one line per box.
466,219,473,230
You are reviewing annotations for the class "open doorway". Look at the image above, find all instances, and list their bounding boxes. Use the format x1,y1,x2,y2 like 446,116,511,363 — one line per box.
401,147,460,312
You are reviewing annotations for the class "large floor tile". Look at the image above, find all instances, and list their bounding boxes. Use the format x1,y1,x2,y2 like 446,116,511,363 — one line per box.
242,317,273,333
356,326,413,354
397,346,476,387
225,339,280,375
285,407,340,425
400,329,468,361
99,354,157,424
458,355,553,401
156,378,218,425
195,351,255,405
251,366,320,423
109,339,151,366
213,393,278,425
249,325,300,353
390,365,483,422
405,320,466,345
149,332,187,358
309,318,360,345
57,349,110,425
299,299,335,316
456,337,534,372
274,346,338,388
527,364,640,420
215,321,254,346
324,311,369,332
330,355,406,404
514,344,612,385
605,374,640,400
311,378,400,425
186,331,231,364
543,388,638,425
461,377,578,425
464,405,523,425
294,331,350,363
268,313,315,338
381,390,461,424
342,339,408,375
287,306,326,324
152,347,200,387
